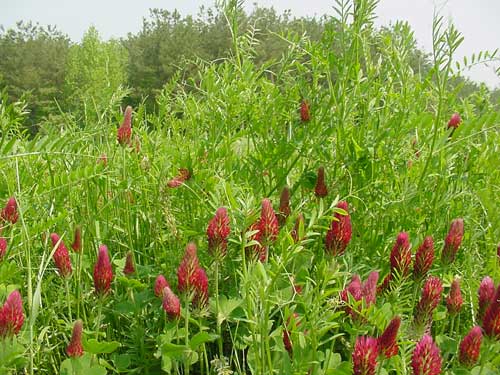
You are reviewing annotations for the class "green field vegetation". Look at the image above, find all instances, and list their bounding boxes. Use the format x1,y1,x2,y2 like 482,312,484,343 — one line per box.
0,1,499,374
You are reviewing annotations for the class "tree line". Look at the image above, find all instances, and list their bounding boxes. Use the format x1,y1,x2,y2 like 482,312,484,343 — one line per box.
0,4,496,132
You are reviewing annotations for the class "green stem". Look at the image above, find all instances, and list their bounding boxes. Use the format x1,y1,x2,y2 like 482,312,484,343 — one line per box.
215,259,223,358
184,295,191,375
65,278,72,322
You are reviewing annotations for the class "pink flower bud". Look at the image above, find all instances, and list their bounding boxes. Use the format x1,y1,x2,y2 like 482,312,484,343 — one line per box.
207,207,230,257
411,335,442,375
389,232,412,277
447,112,461,129
154,275,170,298
0,237,7,260
93,245,113,295
1,197,18,224
259,198,279,245
291,213,305,243
283,313,300,356
482,285,500,339
177,243,199,293
325,201,352,256
413,236,434,280
50,233,72,278
414,276,443,330
314,166,328,198
0,290,24,338
66,320,84,357
478,276,496,321
71,225,82,253
362,271,379,307
191,266,209,307
278,186,291,226
123,251,135,275
117,106,132,145
352,336,378,375
441,218,464,265
162,286,181,319
446,278,463,315
459,326,482,367
300,100,310,122
378,316,401,358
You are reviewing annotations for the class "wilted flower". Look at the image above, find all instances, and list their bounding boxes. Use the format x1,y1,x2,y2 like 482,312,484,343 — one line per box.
283,312,300,356
93,245,113,295
162,286,181,319
0,237,7,260
413,236,434,280
478,276,496,321
192,267,209,307
314,166,328,198
390,232,412,277
459,326,482,367
117,106,132,145
378,316,401,358
154,275,170,298
177,243,200,292
207,207,230,257
441,218,464,265
411,335,442,375
123,251,135,275
352,336,378,375
0,290,24,338
167,168,191,188
71,225,82,253
447,112,462,129
482,284,500,339
300,100,310,122
50,233,72,278
66,320,84,357
1,197,18,224
291,213,305,243
325,201,352,256
446,278,463,315
278,186,291,226
414,276,443,330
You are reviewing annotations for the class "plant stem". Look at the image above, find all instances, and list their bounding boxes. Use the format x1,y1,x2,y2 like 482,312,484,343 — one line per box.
184,294,191,375
65,278,72,322
215,259,223,358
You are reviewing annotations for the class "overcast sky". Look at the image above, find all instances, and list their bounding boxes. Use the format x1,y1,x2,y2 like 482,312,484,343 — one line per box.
1,0,499,87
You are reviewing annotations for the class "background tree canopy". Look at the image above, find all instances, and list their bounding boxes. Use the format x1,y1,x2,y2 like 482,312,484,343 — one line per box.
0,5,497,132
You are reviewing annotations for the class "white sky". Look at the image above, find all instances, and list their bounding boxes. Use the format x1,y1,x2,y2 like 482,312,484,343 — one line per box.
1,0,499,87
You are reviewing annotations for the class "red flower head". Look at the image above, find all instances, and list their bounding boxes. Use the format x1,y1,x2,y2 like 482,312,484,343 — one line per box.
447,112,462,129
478,276,495,321
482,284,500,339
362,271,379,307
300,100,310,122
66,320,84,358
162,286,181,319
259,198,279,245
446,278,463,315
378,316,401,358
389,232,412,277
341,274,363,317
154,275,170,298
441,218,464,265
414,276,443,330
71,225,82,253
325,201,352,256
50,233,72,278
283,312,300,355
123,251,135,275
207,207,230,257
0,290,24,338
1,197,18,224
291,213,305,243
93,245,113,295
278,186,291,226
459,326,482,367
177,243,200,293
192,266,209,307
314,166,328,198
117,106,132,145
0,237,7,260
411,335,442,375
413,236,434,280
352,336,378,375
167,168,191,188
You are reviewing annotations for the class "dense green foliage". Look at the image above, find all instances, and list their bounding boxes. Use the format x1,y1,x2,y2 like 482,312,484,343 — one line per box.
0,1,499,374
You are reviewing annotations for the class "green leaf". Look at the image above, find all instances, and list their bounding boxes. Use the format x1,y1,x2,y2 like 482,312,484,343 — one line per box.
189,332,218,351
83,339,120,354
